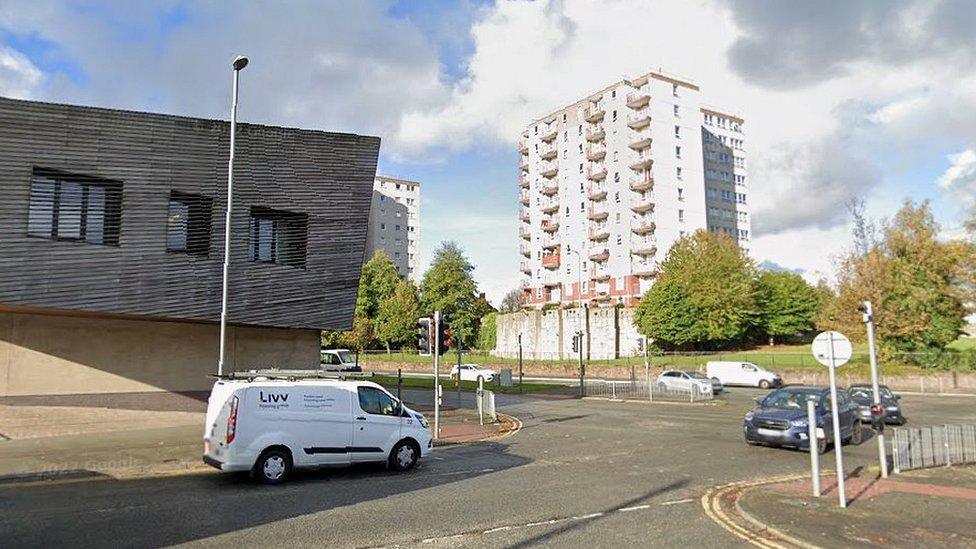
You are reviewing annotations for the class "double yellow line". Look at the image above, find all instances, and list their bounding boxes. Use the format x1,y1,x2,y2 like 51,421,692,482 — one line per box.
701,473,820,549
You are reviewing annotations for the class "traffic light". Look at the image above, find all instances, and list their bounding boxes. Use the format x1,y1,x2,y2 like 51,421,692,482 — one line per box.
437,320,451,356
858,301,873,323
571,333,579,353
417,318,432,355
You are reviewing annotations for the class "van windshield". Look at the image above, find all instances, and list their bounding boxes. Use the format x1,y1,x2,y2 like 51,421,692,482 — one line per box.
338,351,355,364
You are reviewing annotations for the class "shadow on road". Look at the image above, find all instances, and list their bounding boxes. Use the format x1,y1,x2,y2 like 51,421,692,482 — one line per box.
0,442,531,548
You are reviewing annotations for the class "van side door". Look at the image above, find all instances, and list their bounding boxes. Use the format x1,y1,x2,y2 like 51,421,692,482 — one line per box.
741,363,758,385
298,387,352,466
351,386,402,462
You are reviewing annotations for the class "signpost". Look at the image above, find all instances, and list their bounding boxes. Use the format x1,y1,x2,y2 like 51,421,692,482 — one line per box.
812,330,853,509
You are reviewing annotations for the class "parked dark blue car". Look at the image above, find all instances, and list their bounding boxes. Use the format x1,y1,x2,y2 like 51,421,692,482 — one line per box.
743,385,863,453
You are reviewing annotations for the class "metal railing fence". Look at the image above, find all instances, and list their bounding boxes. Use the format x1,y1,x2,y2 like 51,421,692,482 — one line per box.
583,379,714,403
892,424,976,473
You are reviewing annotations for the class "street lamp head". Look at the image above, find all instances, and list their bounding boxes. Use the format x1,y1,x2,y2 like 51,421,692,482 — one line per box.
232,56,249,71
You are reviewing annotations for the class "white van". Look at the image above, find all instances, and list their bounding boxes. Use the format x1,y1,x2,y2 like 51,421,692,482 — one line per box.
705,361,782,389
203,378,432,484
320,349,361,372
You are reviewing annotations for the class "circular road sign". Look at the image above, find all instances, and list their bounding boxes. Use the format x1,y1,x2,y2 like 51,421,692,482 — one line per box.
811,331,853,368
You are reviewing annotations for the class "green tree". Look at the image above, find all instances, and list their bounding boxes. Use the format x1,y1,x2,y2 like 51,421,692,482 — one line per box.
336,313,374,353
321,250,400,350
356,250,401,318
825,200,972,356
477,312,497,351
634,230,757,350
754,271,821,345
498,288,525,313
420,242,481,348
374,279,420,352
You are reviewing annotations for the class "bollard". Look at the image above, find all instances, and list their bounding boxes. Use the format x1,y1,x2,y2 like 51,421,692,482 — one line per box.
808,399,820,497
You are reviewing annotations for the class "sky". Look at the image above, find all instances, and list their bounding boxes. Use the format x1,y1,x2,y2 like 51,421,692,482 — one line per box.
2,0,974,305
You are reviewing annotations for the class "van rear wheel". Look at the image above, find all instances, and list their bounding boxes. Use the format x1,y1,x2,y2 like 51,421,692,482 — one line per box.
758,380,771,389
253,449,291,485
389,440,419,472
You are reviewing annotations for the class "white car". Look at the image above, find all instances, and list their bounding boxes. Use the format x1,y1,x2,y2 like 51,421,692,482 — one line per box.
706,361,782,389
450,364,496,383
203,378,431,484
656,370,715,395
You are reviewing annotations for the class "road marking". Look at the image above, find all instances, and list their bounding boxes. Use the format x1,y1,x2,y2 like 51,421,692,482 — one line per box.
701,473,818,549
384,498,657,547
659,498,695,506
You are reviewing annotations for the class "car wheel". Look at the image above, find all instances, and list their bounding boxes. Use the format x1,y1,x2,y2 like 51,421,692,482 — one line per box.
253,449,291,485
758,379,771,389
849,421,863,445
815,437,828,454
389,440,419,472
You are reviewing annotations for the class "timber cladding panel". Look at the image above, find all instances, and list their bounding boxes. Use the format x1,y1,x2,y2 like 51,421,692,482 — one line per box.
0,97,380,331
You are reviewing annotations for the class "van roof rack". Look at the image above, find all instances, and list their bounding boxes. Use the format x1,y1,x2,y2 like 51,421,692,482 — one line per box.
211,369,371,382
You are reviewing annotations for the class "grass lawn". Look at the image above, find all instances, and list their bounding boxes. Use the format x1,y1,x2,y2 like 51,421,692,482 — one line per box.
357,343,925,377
947,337,976,351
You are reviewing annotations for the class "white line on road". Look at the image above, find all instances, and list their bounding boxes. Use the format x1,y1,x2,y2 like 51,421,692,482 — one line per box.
618,504,651,512
659,498,695,506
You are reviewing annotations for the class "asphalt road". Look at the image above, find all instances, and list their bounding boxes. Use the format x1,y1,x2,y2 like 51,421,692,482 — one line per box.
2,388,973,548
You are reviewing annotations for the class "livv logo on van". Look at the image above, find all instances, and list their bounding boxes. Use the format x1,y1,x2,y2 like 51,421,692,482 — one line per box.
259,391,290,408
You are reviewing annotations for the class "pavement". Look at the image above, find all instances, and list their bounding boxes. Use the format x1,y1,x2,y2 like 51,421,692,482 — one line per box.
0,387,974,547
714,466,976,548
0,388,513,481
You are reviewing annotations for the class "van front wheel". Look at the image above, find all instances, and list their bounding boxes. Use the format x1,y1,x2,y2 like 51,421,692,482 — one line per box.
253,449,291,485
758,380,771,389
389,440,419,472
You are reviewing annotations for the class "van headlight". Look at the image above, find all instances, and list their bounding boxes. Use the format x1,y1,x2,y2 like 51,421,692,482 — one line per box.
415,413,430,429
744,412,754,421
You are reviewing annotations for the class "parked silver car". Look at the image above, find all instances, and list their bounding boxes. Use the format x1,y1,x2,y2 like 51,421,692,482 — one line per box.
848,385,906,425
657,370,722,395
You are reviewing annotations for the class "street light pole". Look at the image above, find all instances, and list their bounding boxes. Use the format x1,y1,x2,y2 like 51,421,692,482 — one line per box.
217,55,248,377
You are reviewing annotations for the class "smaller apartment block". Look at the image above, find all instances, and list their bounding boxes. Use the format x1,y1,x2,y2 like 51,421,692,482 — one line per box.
365,176,420,280
518,69,749,308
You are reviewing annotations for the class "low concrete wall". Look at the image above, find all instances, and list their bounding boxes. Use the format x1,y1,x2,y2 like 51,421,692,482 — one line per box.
0,311,319,396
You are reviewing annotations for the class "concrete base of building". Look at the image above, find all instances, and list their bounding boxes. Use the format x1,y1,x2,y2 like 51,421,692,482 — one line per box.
0,310,319,397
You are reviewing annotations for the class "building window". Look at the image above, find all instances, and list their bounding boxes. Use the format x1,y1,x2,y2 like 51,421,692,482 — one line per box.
674,125,680,138
248,206,308,268
673,105,679,117
676,166,682,179
612,110,617,121
166,191,213,255
678,209,685,222
28,168,122,246
672,84,679,97
675,146,681,159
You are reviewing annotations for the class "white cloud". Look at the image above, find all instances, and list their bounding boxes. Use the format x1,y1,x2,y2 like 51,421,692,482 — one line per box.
937,149,976,214
0,45,42,98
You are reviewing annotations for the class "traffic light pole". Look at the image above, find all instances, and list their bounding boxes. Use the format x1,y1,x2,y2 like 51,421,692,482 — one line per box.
863,301,888,478
433,310,441,440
